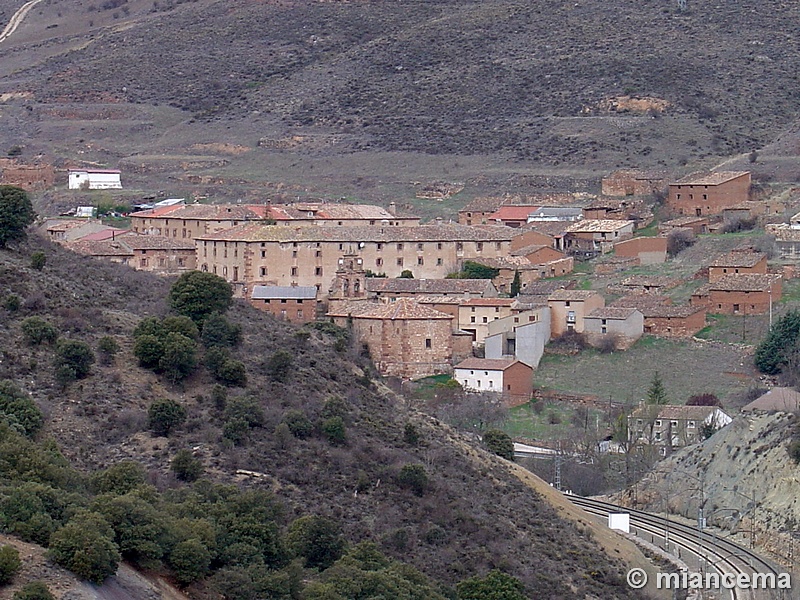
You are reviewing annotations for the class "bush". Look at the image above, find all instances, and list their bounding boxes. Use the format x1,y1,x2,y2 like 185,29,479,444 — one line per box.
29,252,46,271
0,380,43,438
687,393,722,407
224,397,264,428
133,334,164,369
21,317,58,345
161,316,200,340
158,332,198,382
169,539,211,585
321,416,346,446
211,384,227,411
55,339,95,380
3,295,20,312
97,336,120,365
48,514,120,584
214,359,247,387
403,423,420,446
267,350,293,382
282,410,313,439
201,313,242,348
171,449,203,482
13,582,55,600
91,461,146,495
666,229,696,257
286,516,345,570
148,399,187,436
169,271,233,324
0,545,21,584
482,429,514,461
396,464,428,497
222,418,250,446
457,570,526,600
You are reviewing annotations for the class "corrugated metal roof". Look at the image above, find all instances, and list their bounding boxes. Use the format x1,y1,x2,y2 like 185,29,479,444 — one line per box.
252,286,318,300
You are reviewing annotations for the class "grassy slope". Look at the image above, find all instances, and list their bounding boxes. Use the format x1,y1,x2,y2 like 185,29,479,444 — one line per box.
0,235,647,599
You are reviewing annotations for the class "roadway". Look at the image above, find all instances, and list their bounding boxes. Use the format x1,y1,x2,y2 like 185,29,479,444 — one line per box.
0,0,44,44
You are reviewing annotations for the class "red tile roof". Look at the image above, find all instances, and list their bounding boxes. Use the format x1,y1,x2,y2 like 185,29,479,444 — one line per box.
454,357,523,371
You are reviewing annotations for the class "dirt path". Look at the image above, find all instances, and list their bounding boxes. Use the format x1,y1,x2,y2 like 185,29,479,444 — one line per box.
0,0,44,44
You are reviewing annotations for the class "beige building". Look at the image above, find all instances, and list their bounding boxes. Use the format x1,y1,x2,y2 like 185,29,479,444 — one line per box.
458,298,515,345
547,289,605,338
327,298,456,380
131,201,419,240
66,235,196,275
583,307,644,349
563,220,635,254
195,224,514,298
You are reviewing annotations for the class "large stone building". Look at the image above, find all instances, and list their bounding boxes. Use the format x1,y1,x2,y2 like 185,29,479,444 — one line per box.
691,274,782,315
611,296,706,338
707,249,768,283
563,220,635,254
130,201,419,240
65,234,196,275
613,237,667,265
250,285,320,323
327,298,458,379
601,170,668,197
195,224,514,298
667,171,751,217
0,159,55,191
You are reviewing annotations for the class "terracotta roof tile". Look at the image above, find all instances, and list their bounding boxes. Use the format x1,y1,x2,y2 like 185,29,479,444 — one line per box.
587,307,640,320
454,357,522,371
673,171,750,186
709,249,766,268
329,298,452,320
709,273,780,292
366,278,495,295
548,289,602,301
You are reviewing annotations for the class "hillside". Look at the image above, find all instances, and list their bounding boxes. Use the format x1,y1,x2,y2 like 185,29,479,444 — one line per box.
0,235,654,599
2,0,800,209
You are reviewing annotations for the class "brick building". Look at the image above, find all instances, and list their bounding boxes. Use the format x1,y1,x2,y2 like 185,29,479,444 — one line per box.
547,289,605,338
658,216,710,236
614,275,680,296
195,224,514,298
65,234,196,275
327,298,456,379
613,237,667,265
707,249,767,283
601,170,668,197
453,357,534,405
767,224,800,261
365,278,498,300
0,160,55,191
691,274,782,315
250,286,320,323
486,205,540,228
667,171,751,216
611,296,706,338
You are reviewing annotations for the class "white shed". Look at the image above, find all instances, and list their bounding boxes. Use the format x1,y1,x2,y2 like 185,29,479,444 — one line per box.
68,169,122,190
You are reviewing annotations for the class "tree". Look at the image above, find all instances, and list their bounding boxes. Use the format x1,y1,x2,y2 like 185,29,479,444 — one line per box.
687,393,722,407
0,186,35,248
148,399,187,436
397,464,429,497
282,410,313,439
171,449,204,482
0,545,21,584
666,229,696,257
321,416,346,446
755,309,800,375
510,270,521,297
55,339,95,380
133,334,164,369
450,261,500,280
48,515,120,584
29,252,46,271
169,539,211,585
21,317,58,346
267,350,293,382
482,429,514,461
398,269,414,279
646,371,667,405
91,461,146,495
457,570,526,600
0,380,43,438
286,516,345,570
13,582,55,600
158,332,198,383
201,313,242,348
169,271,233,324
97,336,120,365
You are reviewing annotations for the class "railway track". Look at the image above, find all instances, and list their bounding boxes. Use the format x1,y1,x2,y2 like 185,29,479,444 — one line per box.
567,495,791,600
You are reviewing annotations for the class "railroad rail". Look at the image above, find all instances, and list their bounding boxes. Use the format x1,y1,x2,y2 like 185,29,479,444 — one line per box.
567,495,789,600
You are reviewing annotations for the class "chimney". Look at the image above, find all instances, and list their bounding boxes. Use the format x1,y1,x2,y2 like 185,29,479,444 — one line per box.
388,202,396,216
435,216,443,225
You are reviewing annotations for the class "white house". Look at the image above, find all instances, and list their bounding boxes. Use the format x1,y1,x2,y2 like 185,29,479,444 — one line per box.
453,357,534,405
68,169,122,190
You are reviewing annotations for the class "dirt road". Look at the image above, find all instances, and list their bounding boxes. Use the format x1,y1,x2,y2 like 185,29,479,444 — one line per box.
0,0,44,44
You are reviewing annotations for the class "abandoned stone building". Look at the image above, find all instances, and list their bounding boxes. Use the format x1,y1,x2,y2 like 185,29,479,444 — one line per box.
667,171,751,216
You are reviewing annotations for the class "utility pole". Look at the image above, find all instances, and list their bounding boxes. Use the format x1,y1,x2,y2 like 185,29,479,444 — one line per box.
554,441,563,491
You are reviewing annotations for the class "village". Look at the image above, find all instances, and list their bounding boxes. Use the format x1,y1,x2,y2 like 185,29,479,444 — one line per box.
8,162,800,470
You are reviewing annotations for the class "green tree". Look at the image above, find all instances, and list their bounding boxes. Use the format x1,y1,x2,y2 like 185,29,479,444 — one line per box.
13,581,55,600
646,371,667,405
321,416,346,446
0,545,21,584
92,494,167,564
148,399,187,436
510,270,522,297
482,429,514,461
171,449,204,482
403,423,420,446
55,339,95,380
20,317,58,345
0,186,35,248
286,515,345,570
457,570,527,600
398,269,414,279
158,332,198,383
0,380,43,438
48,514,120,584
161,315,200,340
397,464,429,497
91,461,146,495
169,538,212,585
214,359,247,387
201,313,242,348
97,336,120,365
283,410,313,439
267,350,293,382
29,252,46,271
169,271,233,324
755,309,800,375
133,334,164,369
460,261,500,279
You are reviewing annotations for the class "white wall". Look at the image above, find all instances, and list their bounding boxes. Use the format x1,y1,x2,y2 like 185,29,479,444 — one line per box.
69,171,122,190
454,367,504,393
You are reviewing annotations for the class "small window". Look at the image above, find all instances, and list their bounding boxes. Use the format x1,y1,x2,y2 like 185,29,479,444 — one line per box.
437,242,443,250
261,250,266,258
476,242,483,251
437,258,443,266
297,310,303,318
260,267,267,277
397,258,403,266
482,316,488,323
376,258,383,267
425,338,432,349
281,299,287,304
417,243,424,251
315,267,323,276
292,250,298,258
417,257,424,266
315,250,322,258
688,420,696,428
670,420,679,427
377,243,383,251
291,267,298,276
655,420,662,427
397,243,404,251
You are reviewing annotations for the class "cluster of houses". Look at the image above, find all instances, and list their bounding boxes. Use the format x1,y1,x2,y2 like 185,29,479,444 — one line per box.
35,168,800,420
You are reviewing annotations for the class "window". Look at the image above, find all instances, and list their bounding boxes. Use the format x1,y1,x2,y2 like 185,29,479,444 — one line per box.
158,258,166,267
315,267,323,276
281,299,287,304
261,250,267,258
655,420,662,427
297,310,303,318
298,299,304,304
292,250,298,258
233,267,239,281
677,193,681,199
376,258,383,267
377,243,383,251
417,243,424,251
488,380,493,388
482,316,488,323
291,267,298,276
260,267,267,276
494,307,500,313
177,258,185,267
456,242,463,251
140,258,148,268
339,243,344,250
655,432,662,441
437,258,443,266
234,247,238,258
417,257,424,266
264,299,271,304
470,316,476,323
601,326,607,334
476,242,483,251
496,242,502,250
670,420,678,427
397,243,404,250
733,303,740,313
397,258,403,266
688,420,696,428
425,338,431,349
315,250,322,258
437,243,443,250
